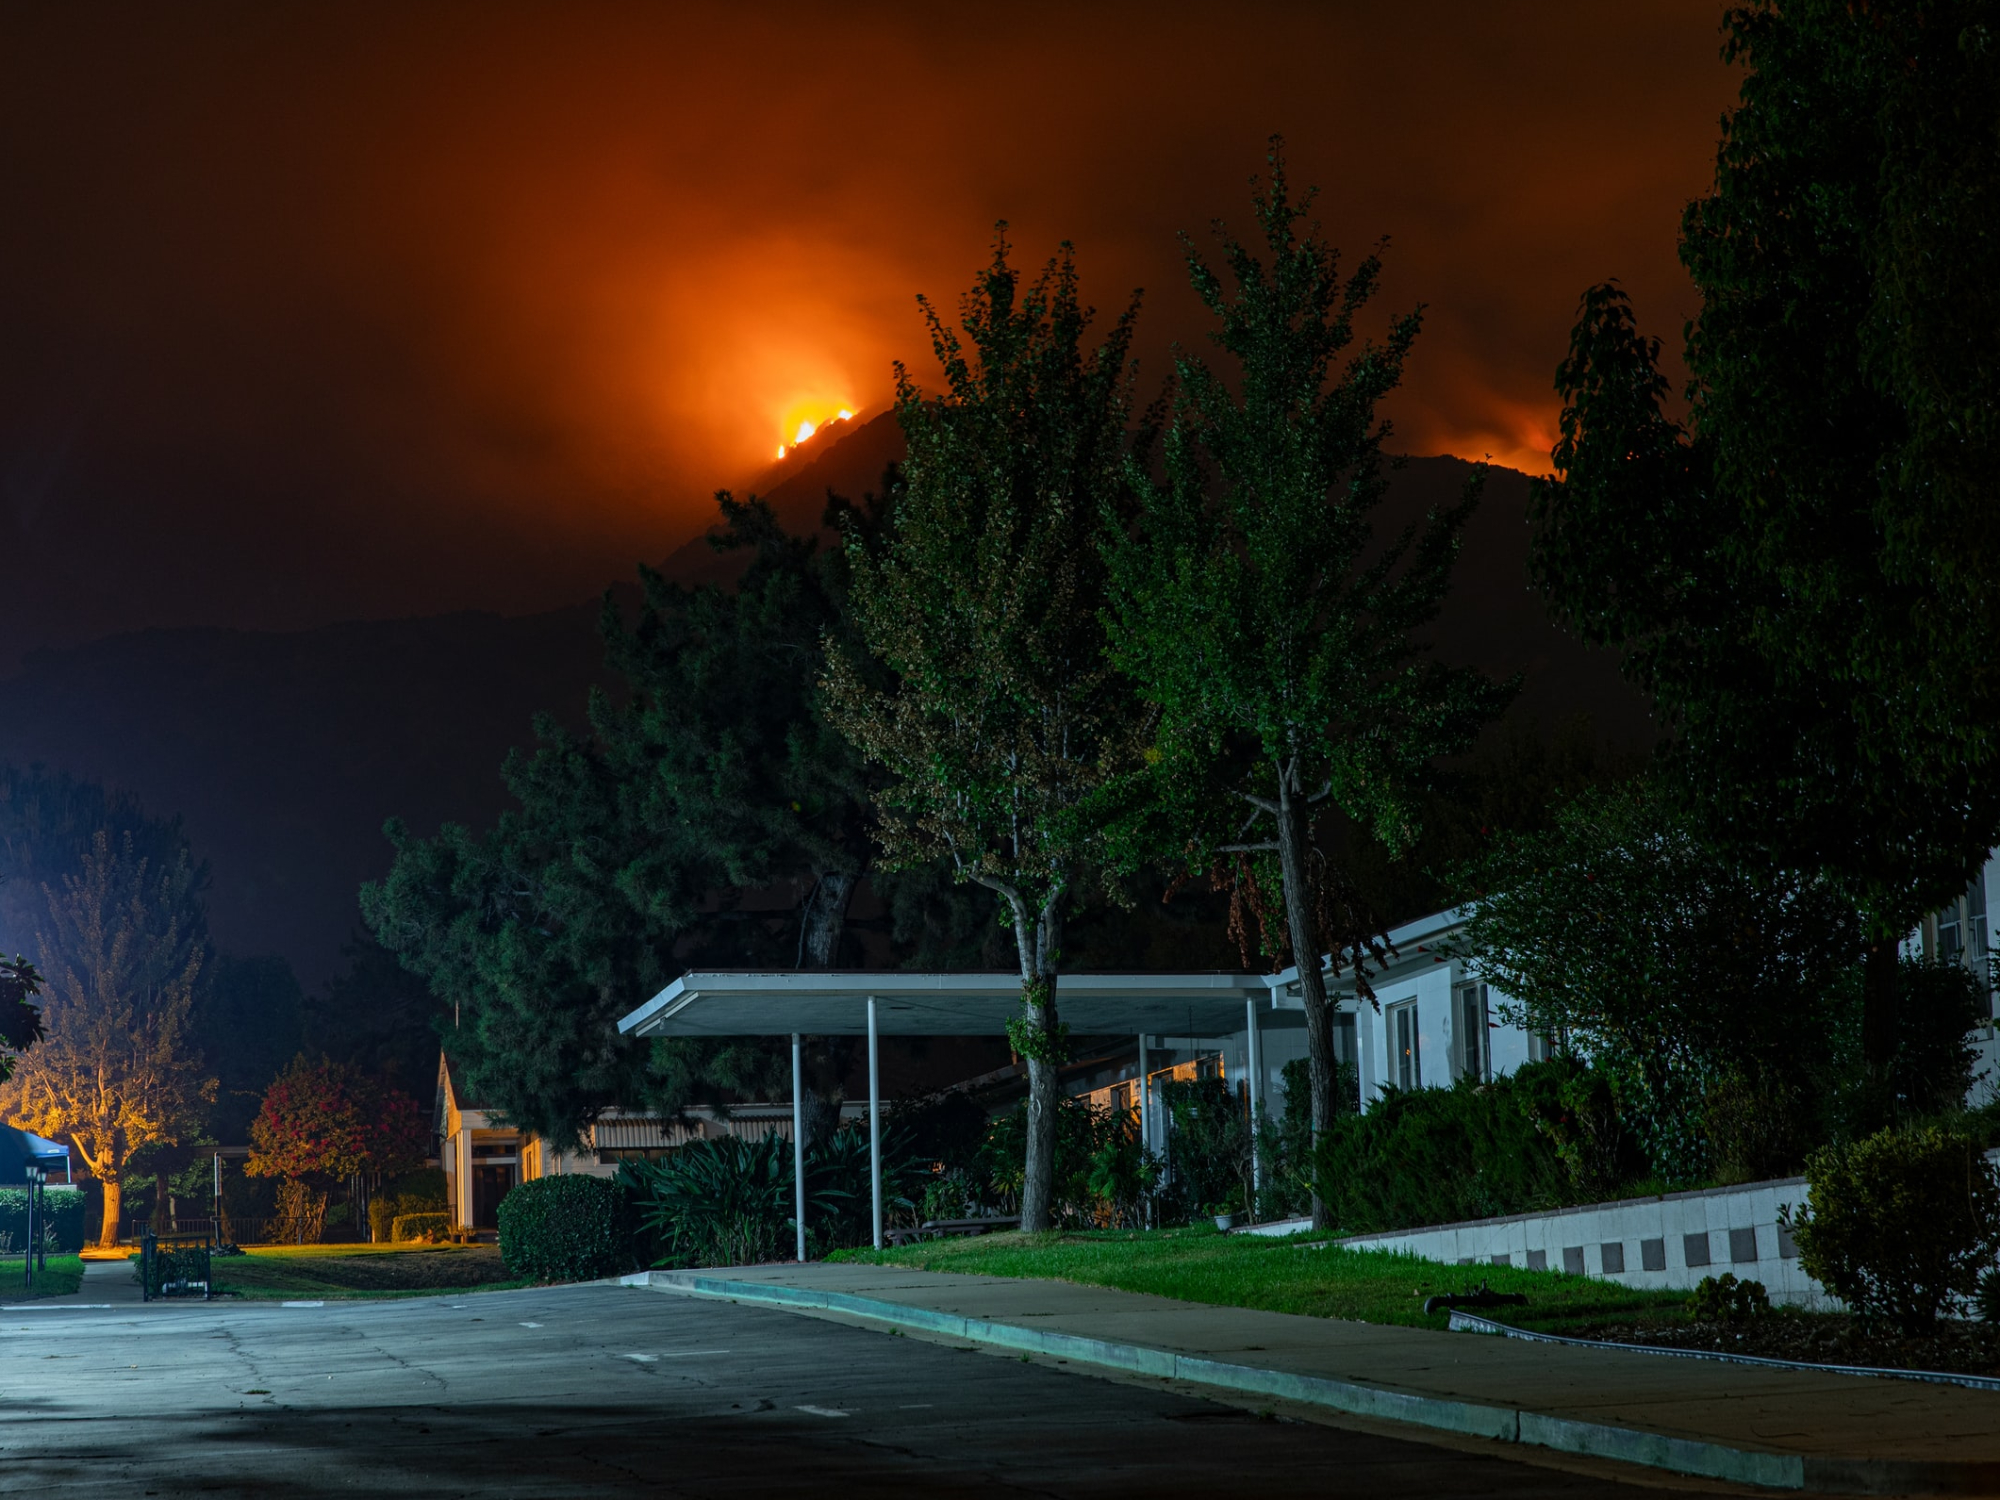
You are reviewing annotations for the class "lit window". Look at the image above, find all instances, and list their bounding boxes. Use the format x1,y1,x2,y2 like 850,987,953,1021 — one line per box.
1389,1001,1421,1090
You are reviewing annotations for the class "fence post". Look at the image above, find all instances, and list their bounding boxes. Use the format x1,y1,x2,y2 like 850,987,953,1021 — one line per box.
140,1228,155,1303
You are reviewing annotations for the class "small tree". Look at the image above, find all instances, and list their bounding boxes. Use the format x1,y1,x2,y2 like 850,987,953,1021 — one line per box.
1787,1124,2000,1333
1105,148,1505,1227
825,234,1144,1231
0,832,211,1247
247,1055,428,1243
1456,783,1857,1182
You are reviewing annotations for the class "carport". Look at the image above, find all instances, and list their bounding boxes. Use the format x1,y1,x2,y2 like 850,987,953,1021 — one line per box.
616,970,1288,1254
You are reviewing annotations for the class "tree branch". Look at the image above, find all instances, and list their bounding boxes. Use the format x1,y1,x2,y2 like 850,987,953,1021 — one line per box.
1218,841,1280,853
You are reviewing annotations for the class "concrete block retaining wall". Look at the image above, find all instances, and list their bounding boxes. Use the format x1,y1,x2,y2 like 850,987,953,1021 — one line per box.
1249,1148,2000,1310
1327,1177,1823,1306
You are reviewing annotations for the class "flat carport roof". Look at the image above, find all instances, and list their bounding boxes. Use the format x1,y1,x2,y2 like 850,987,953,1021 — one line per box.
617,969,1294,1040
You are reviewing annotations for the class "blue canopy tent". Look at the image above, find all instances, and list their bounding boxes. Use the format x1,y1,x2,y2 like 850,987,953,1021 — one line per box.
0,1123,69,1187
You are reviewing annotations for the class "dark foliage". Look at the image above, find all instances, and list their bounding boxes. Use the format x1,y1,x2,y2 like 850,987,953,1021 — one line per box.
1311,1062,1588,1234
496,1173,635,1282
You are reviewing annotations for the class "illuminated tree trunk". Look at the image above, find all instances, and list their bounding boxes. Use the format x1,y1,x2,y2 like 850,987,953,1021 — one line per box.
98,1176,123,1249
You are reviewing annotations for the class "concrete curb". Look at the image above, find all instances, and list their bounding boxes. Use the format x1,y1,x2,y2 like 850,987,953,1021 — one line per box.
624,1269,2000,1494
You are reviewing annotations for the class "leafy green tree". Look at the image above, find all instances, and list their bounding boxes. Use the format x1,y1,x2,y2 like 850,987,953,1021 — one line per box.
1456,783,1857,1182
1104,151,1505,1224
825,234,1144,1231
0,831,213,1246
1531,4,2000,1092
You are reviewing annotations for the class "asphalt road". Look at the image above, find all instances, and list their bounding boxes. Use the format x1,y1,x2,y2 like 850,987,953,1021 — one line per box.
2,1283,1718,1497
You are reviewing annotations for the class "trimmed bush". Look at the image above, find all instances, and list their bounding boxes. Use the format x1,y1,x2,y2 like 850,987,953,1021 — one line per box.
391,1212,451,1244
370,1167,449,1242
0,1186,85,1253
496,1174,632,1281
1311,1065,1579,1234
1787,1123,2000,1331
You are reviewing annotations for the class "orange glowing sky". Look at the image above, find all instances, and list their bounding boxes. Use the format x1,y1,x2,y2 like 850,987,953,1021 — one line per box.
0,3,1738,661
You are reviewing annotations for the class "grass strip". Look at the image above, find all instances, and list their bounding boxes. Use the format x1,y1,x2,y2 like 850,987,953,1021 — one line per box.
0,1253,86,1299
215,1245,533,1300
836,1224,1690,1333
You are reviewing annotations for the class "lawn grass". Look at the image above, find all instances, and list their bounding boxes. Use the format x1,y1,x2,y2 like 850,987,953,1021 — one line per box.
837,1225,1691,1335
214,1243,533,1300
0,1254,85,1300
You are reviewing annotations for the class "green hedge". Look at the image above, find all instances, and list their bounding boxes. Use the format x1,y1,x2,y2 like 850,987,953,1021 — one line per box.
391,1212,451,1244
0,1187,85,1253
371,1168,449,1243
1312,1064,1582,1234
496,1174,632,1281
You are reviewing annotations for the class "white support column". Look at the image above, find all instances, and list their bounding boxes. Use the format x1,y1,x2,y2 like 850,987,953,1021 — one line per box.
1245,995,1264,1207
1137,1034,1150,1152
792,1032,807,1263
868,996,882,1250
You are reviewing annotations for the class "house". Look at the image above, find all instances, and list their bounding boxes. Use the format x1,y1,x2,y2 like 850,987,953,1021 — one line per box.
432,1051,864,1233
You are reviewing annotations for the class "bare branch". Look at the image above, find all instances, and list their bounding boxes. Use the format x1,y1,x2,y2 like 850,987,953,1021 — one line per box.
1218,841,1280,853
1235,790,1280,814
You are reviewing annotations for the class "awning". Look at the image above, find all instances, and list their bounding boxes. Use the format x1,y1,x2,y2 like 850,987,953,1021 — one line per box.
0,1124,69,1185
618,970,1293,1039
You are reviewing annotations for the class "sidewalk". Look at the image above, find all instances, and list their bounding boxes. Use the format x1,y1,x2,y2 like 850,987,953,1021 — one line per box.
628,1261,2000,1494
5,1257,144,1308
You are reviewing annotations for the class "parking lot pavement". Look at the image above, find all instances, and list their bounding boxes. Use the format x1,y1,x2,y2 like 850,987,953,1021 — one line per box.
0,1282,1718,1497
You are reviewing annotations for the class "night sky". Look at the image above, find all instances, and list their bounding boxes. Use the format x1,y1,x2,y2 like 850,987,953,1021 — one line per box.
0,3,1736,668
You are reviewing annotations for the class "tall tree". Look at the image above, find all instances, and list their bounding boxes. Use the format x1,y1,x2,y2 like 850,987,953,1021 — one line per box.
0,831,212,1246
825,234,1144,1231
362,721,692,1147
599,493,878,971
1531,3,2000,1092
1104,151,1506,1227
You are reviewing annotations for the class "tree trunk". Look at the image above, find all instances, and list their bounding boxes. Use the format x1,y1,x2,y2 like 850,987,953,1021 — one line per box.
1013,892,1064,1233
1272,763,1336,1230
98,1175,123,1248
799,870,860,970
1859,934,1900,1127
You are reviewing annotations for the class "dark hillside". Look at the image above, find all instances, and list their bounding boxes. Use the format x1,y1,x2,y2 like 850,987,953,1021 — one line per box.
0,411,1646,991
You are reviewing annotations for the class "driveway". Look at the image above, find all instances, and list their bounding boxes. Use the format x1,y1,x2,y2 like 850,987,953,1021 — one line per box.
4,1282,1710,1496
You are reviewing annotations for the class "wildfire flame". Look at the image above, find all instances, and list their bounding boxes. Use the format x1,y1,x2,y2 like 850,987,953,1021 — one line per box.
774,407,856,464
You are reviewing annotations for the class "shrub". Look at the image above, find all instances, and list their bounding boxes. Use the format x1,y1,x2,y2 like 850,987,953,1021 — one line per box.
0,1186,85,1253
1312,1063,1579,1234
1688,1273,1770,1324
496,1175,633,1281
623,1133,848,1267
391,1212,451,1244
1786,1124,2000,1332
369,1167,448,1243
1158,1076,1251,1219
978,1095,1147,1227
1977,1267,2000,1324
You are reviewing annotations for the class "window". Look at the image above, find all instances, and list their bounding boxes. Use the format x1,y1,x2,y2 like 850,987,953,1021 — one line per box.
1454,982,1489,1083
1332,1010,1357,1070
1389,1001,1421,1090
